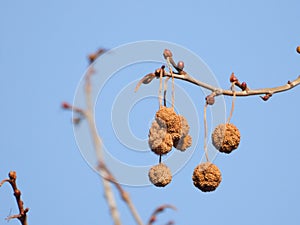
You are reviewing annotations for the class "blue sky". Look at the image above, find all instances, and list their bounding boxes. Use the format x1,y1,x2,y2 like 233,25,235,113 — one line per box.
1,1,300,225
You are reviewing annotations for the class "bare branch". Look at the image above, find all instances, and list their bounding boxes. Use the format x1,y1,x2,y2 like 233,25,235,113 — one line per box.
137,48,300,100
1,171,29,225
163,71,300,98
99,164,144,225
147,204,176,225
83,49,144,225
84,66,122,225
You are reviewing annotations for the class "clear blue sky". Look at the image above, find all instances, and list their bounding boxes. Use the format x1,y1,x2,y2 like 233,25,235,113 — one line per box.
1,1,300,225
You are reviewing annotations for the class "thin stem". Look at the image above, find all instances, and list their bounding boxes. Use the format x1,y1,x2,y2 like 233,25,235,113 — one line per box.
147,204,176,225
166,59,175,109
99,165,144,225
163,77,170,107
203,104,209,162
227,83,236,124
159,68,163,108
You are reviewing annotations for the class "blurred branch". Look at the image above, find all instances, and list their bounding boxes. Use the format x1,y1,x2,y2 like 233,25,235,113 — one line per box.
0,171,29,225
147,204,176,225
84,65,122,225
85,49,145,225
98,164,144,225
62,48,145,225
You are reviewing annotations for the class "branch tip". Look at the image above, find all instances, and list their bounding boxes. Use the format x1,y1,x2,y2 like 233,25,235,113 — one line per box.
230,72,238,83
163,49,173,59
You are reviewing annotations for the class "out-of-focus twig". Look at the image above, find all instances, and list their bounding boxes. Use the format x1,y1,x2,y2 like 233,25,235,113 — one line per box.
99,164,144,225
84,63,122,225
64,48,144,225
147,204,176,225
0,171,29,225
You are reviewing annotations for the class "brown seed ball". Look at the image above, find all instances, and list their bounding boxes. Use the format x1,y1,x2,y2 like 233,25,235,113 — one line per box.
179,115,190,136
148,121,173,155
148,163,172,187
173,135,192,151
212,123,241,154
296,46,300,54
192,162,222,192
155,107,182,134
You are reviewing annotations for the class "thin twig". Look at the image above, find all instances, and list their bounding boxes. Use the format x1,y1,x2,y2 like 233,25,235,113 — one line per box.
203,104,209,162
99,165,144,225
159,67,163,108
0,171,29,225
163,77,170,107
227,83,236,124
166,58,175,109
147,204,176,225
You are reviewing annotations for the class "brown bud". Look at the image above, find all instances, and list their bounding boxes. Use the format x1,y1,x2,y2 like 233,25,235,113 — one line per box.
205,95,215,105
163,49,173,59
260,93,272,101
8,171,17,180
61,102,71,109
14,189,21,197
240,82,247,91
230,73,238,83
177,61,184,70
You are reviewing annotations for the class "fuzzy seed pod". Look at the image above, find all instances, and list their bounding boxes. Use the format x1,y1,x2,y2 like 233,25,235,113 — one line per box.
192,162,222,192
148,163,172,187
155,107,182,135
173,135,192,151
212,123,241,154
148,121,173,155
179,115,190,136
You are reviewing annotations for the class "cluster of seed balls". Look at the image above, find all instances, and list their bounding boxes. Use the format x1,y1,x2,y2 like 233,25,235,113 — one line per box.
192,123,241,192
148,106,192,187
147,106,241,191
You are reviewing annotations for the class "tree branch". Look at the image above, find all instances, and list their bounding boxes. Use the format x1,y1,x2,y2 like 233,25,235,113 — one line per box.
84,67,122,225
0,171,29,225
163,71,300,98
147,204,176,225
136,48,300,101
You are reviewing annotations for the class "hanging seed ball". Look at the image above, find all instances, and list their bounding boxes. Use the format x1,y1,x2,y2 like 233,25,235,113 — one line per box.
148,121,173,155
296,46,300,54
212,123,241,154
179,115,190,136
148,163,172,187
192,162,222,192
173,134,192,151
155,107,182,134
